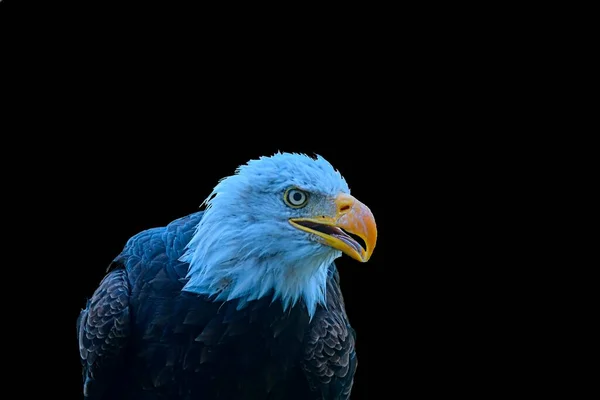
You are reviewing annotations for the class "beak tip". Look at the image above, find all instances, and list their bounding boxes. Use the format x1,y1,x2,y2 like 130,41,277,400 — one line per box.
359,250,373,263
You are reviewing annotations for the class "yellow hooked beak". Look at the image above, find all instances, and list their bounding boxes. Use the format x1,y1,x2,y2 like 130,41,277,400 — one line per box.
289,193,377,262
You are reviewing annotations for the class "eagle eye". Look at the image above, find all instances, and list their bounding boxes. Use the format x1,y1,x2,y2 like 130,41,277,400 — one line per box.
284,188,309,208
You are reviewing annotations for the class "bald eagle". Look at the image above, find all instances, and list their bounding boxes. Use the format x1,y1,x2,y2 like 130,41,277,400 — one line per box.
77,153,377,400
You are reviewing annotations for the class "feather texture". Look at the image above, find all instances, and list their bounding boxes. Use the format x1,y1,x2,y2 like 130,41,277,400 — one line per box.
180,153,350,319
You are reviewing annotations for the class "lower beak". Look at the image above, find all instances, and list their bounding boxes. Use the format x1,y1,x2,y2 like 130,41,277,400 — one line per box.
289,193,377,262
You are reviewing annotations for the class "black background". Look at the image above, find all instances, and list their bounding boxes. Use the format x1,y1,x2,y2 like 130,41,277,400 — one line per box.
2,3,542,396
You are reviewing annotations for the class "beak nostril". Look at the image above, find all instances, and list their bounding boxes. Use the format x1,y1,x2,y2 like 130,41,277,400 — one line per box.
340,205,351,212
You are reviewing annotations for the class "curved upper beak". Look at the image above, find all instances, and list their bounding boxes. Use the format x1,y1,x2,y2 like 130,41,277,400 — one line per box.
289,193,377,262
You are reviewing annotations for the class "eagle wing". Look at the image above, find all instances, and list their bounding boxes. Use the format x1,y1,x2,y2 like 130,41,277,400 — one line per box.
302,266,358,400
77,267,131,399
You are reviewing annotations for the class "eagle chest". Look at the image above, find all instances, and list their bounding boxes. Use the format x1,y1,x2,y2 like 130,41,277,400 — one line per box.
130,292,312,399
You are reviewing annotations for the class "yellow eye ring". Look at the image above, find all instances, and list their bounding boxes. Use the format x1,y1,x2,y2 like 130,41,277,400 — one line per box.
284,188,309,208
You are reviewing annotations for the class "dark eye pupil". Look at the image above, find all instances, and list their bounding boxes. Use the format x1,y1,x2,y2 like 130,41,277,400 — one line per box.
293,192,303,202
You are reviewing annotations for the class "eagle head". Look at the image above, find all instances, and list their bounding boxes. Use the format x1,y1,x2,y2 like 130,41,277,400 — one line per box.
180,152,377,318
